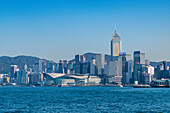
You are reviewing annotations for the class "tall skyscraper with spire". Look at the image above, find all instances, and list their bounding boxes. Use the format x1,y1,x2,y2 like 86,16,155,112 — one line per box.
111,25,121,61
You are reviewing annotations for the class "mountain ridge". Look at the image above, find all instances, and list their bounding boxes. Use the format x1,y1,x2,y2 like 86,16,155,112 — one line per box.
0,54,169,74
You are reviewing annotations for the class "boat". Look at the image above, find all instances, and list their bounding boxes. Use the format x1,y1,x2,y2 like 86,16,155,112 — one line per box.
133,84,150,88
118,84,123,87
30,85,36,87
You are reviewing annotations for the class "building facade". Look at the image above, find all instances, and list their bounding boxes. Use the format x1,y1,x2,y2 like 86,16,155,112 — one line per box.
96,54,105,75
133,51,145,84
111,29,121,60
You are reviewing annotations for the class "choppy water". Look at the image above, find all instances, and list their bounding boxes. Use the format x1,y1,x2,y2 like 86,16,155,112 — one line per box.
0,87,170,112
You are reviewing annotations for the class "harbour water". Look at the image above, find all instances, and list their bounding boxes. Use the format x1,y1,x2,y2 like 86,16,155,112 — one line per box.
0,86,170,112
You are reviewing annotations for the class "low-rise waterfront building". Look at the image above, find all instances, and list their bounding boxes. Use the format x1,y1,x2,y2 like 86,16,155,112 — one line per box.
87,76,101,85
151,79,170,87
43,73,89,86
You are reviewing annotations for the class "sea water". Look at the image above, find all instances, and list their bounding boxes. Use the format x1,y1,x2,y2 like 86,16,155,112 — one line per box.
0,87,170,112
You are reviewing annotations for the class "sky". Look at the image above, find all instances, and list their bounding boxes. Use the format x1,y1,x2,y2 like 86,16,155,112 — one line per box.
0,0,170,62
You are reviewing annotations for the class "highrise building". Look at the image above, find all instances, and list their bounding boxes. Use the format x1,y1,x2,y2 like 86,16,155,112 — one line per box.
134,64,146,84
75,54,86,74
34,60,43,74
28,73,43,85
134,51,145,64
145,65,154,84
163,61,169,78
133,51,146,84
155,61,170,79
120,52,131,61
120,53,133,84
63,60,69,74
96,54,105,75
67,62,74,74
75,54,86,63
47,61,54,73
145,59,150,66
90,59,97,75
108,56,122,76
58,60,64,73
22,64,28,85
16,69,22,85
75,63,81,74
34,61,39,74
111,26,121,60
10,65,18,83
39,60,43,74
103,63,109,76
81,61,90,74
107,56,122,85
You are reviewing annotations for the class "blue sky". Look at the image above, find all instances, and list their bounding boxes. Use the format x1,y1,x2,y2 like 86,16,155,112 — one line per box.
0,0,170,62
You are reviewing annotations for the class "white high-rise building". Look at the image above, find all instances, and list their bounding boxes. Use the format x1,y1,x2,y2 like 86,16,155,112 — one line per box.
145,65,154,84
90,59,96,75
22,64,28,85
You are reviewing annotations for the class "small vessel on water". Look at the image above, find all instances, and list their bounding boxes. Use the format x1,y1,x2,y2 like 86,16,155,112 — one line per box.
133,84,150,88
118,84,123,87
30,85,36,87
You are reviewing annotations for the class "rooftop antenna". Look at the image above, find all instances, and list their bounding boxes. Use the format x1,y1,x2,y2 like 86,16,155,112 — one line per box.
115,24,117,34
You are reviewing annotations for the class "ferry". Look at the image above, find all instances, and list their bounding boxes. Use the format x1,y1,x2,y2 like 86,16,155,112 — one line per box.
30,85,36,87
133,84,150,88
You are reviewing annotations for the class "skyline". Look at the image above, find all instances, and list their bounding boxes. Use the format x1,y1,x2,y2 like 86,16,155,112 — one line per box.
0,0,170,62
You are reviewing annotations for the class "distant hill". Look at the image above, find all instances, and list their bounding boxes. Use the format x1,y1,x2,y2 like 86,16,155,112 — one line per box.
69,52,111,63
0,56,48,74
71,52,170,67
84,52,111,63
150,62,170,67
0,53,169,74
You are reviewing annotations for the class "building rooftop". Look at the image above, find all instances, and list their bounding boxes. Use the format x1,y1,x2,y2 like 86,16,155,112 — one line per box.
44,73,89,79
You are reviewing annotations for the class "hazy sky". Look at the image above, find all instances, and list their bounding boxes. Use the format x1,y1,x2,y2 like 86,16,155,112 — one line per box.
0,0,170,62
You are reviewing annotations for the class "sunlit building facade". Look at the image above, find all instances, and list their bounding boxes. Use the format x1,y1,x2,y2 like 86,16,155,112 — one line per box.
111,29,121,60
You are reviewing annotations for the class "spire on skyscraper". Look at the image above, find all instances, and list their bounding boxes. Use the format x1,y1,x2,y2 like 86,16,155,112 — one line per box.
115,24,117,34
112,24,120,39
111,24,121,58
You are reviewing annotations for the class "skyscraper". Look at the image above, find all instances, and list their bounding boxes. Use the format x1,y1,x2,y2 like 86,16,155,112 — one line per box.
96,54,105,75
145,65,154,84
10,65,18,83
58,60,64,73
75,54,86,74
47,61,54,73
111,26,121,60
75,54,86,63
155,61,170,79
16,69,22,85
133,51,145,84
90,59,97,75
133,51,145,65
120,52,133,84
145,59,150,66
108,56,122,76
39,60,43,74
22,64,28,85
